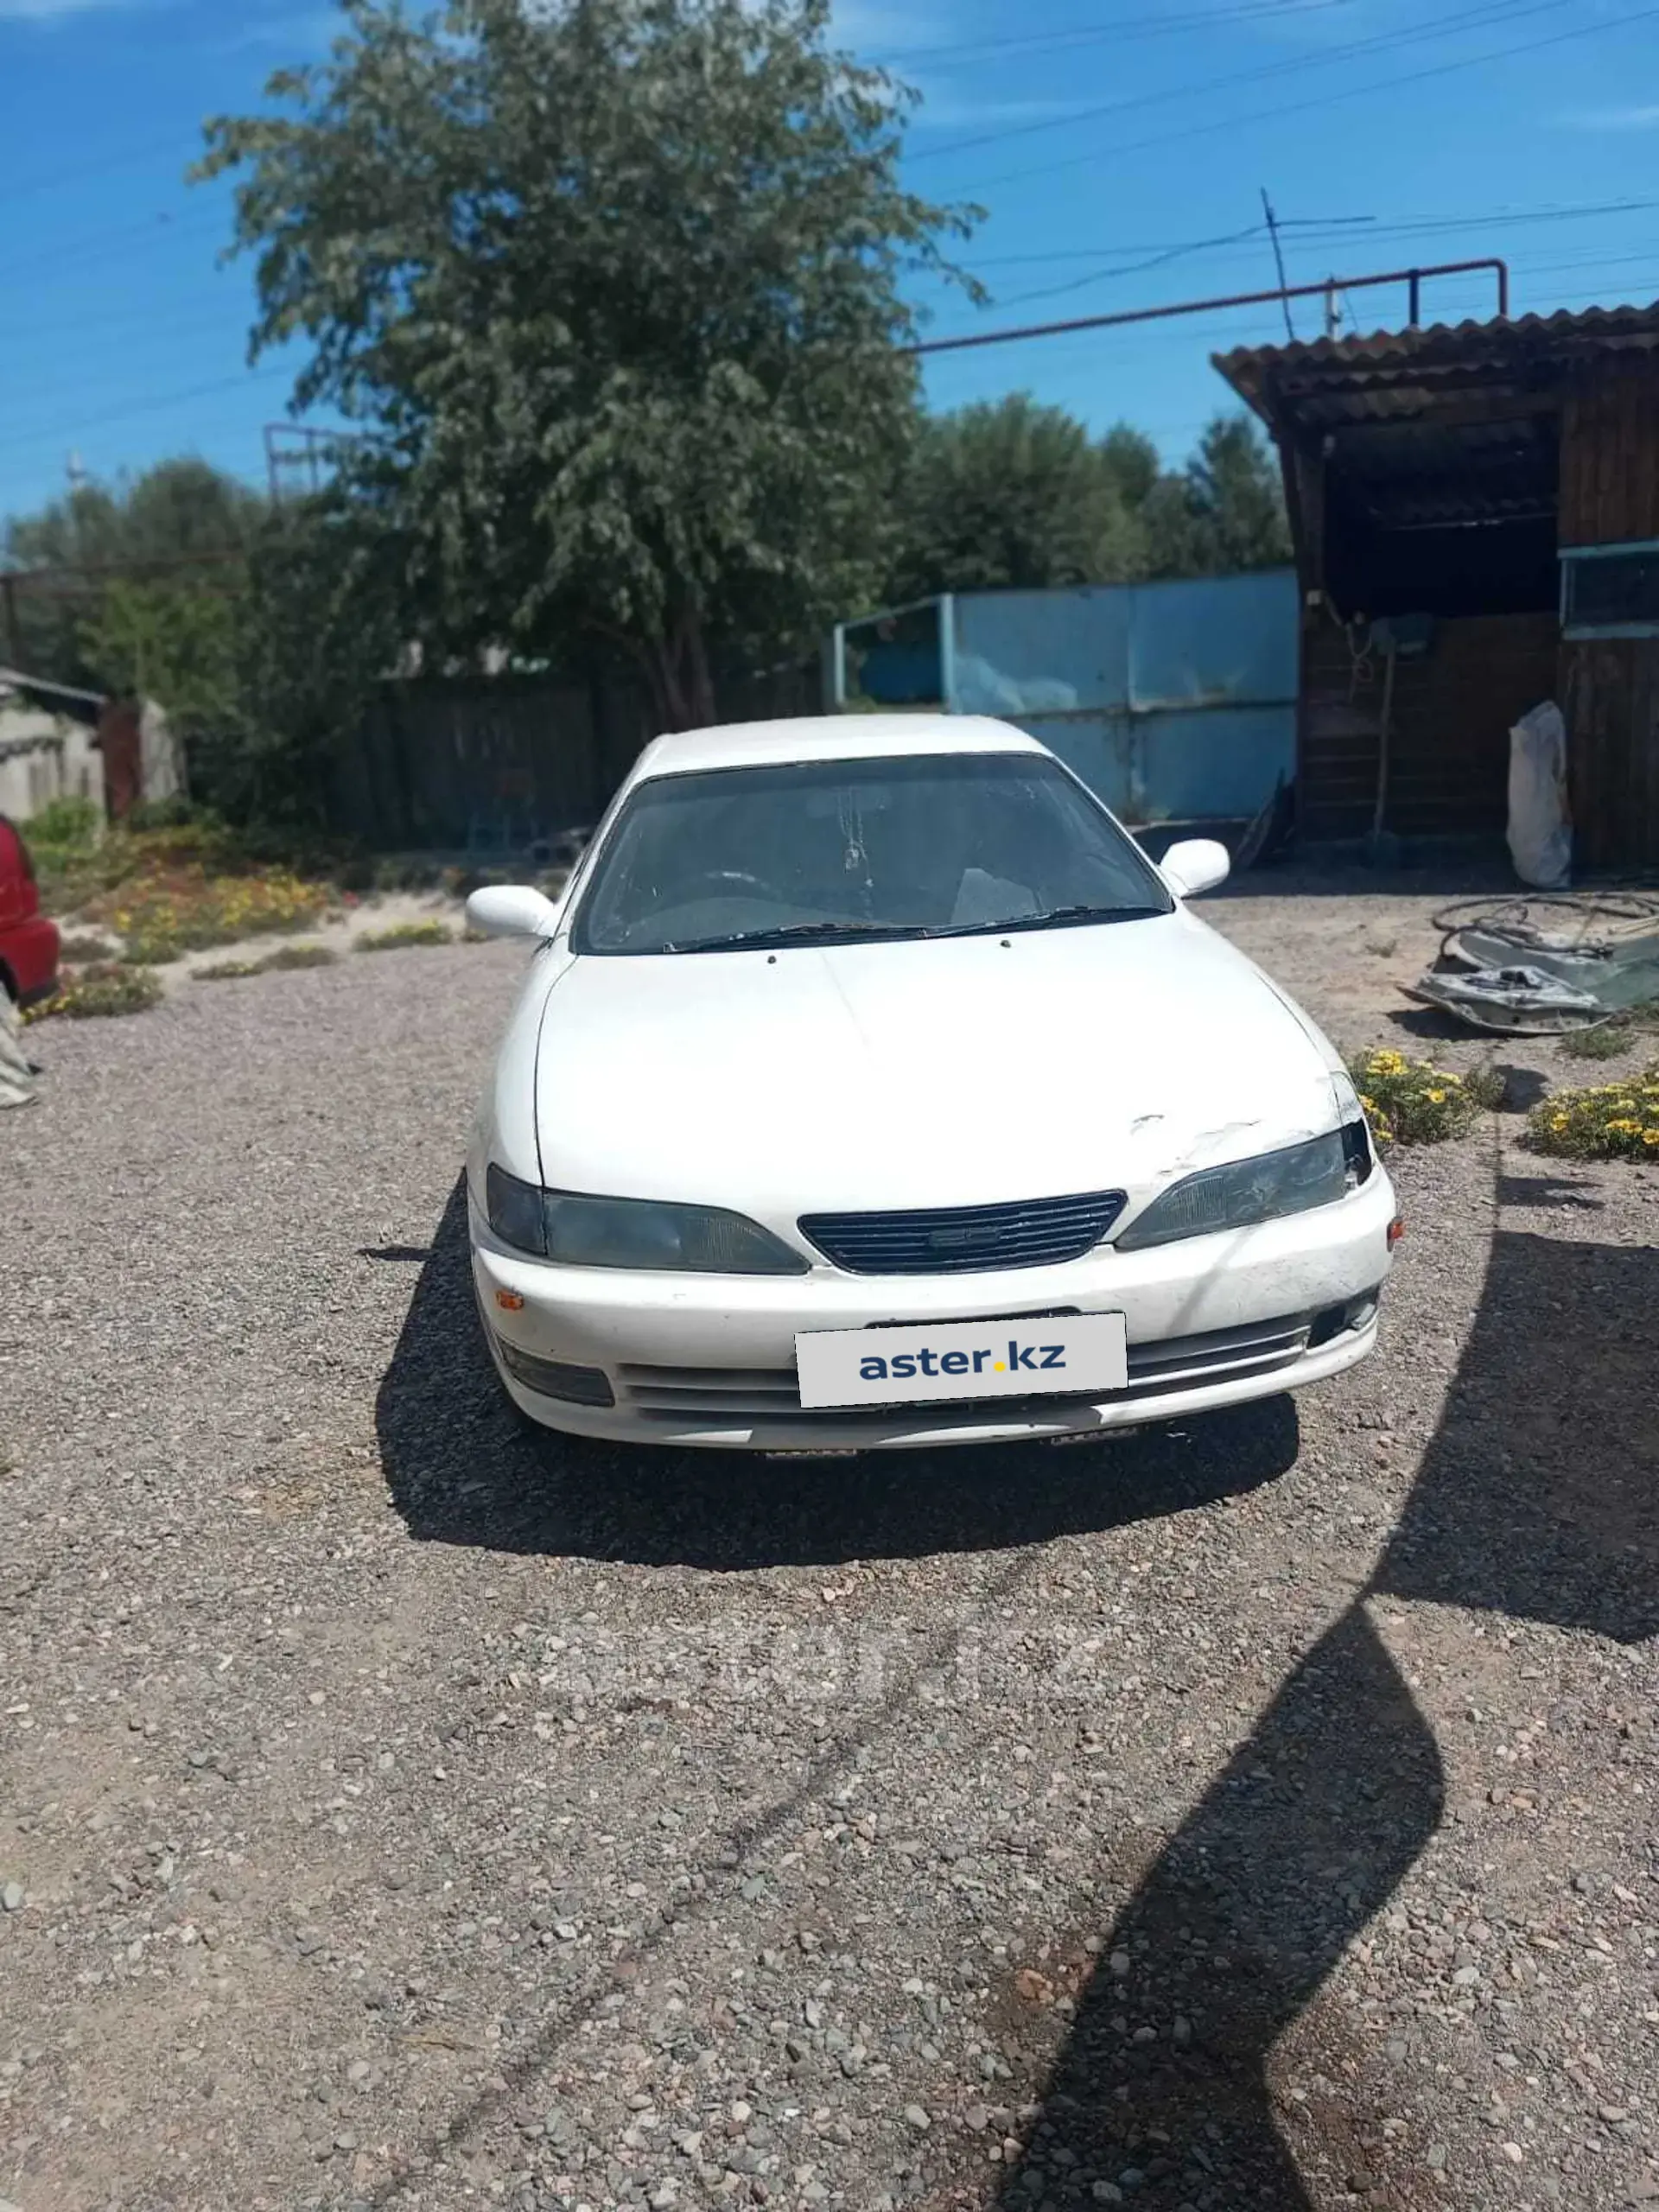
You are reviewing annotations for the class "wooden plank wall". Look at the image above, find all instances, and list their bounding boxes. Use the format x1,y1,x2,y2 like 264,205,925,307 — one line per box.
1559,357,1659,547
1302,612,1560,842
1560,640,1659,873
1558,353,1659,868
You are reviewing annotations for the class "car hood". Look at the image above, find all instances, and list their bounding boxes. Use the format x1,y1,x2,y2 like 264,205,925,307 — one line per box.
530,912,1343,1219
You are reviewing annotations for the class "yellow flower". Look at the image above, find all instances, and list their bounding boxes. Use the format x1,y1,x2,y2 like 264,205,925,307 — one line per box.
1427,1089,1446,1104
1645,1131,1659,1147
1551,1114,1569,1130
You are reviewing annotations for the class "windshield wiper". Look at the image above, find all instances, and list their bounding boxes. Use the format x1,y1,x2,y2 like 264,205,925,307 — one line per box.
923,902,1168,939
664,919,921,955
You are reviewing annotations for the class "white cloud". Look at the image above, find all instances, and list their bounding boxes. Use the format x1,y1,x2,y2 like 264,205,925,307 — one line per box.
908,87,1086,129
830,0,950,56
1561,101,1659,130
219,7,343,52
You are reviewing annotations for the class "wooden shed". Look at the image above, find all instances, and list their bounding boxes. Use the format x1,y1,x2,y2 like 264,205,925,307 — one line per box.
1215,305,1659,869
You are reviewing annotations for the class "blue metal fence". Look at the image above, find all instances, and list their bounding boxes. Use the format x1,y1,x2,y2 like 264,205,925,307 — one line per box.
835,570,1298,827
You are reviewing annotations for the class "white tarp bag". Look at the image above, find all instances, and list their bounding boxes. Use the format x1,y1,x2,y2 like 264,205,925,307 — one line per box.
1507,700,1571,889
0,983,36,1109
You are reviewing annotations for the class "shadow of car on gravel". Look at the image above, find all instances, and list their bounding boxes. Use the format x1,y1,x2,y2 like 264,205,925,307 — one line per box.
377,1178,1302,1571
988,1217,1659,2211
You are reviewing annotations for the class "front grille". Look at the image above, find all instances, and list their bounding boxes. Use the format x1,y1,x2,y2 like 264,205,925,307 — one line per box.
613,1311,1319,1427
799,1192,1128,1275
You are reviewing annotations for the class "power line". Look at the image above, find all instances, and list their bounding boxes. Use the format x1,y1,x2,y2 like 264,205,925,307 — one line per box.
0,204,226,291
906,0,1562,164
948,200,1659,319
959,194,1659,274
0,368,295,468
985,225,1273,309
963,3,1659,191
870,0,1358,67
963,219,1377,270
2,134,196,209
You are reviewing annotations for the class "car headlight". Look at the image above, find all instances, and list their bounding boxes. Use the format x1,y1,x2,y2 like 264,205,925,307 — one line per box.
486,1164,809,1274
1114,1124,1368,1253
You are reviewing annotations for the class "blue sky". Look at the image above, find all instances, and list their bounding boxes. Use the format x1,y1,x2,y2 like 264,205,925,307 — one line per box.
3,0,1659,524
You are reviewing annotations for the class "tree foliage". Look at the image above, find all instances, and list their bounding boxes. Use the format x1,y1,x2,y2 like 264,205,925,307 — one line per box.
1141,413,1293,581
198,0,978,727
0,454,402,828
3,459,264,690
884,397,1291,604
3,458,262,575
885,396,1145,602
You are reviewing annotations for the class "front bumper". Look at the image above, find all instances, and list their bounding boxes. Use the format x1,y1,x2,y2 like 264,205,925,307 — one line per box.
469,1166,1395,1451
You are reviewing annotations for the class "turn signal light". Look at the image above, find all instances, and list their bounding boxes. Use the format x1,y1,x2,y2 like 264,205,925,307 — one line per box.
494,1288,525,1312
1387,1217,1405,1250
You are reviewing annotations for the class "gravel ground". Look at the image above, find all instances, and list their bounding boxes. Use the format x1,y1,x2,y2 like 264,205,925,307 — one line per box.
2,873,1656,2212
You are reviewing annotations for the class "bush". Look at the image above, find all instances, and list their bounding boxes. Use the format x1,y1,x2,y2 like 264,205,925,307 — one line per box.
1528,1064,1659,1159
26,795,102,852
355,919,453,952
196,942,338,981
24,962,162,1021
1346,1047,1497,1146
56,930,118,963
1557,1018,1644,1062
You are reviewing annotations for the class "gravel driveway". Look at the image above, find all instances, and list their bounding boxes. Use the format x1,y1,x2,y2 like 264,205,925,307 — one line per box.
3,871,1656,2212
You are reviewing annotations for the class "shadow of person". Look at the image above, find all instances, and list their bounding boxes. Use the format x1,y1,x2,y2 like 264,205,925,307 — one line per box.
995,1608,1440,2209
377,1179,1301,1572
1000,1221,1658,2209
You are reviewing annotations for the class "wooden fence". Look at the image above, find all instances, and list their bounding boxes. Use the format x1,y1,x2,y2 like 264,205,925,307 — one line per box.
327,658,821,852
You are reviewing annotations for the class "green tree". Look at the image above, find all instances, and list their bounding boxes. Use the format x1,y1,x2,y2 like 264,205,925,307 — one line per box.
1096,423,1160,514
3,459,264,687
4,458,262,575
78,580,240,764
1141,412,1291,579
198,0,976,728
885,394,1147,602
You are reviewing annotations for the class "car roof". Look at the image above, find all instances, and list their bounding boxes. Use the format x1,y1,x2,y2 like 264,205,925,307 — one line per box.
626,714,1045,786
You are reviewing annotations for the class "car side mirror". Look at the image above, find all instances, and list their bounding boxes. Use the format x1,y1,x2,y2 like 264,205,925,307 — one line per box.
1160,838,1230,899
465,884,563,940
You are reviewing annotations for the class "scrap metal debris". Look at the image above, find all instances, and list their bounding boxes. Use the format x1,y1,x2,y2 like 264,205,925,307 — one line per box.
1408,892,1659,1036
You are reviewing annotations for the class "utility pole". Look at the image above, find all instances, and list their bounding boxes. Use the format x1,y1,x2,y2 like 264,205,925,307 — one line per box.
1260,188,1296,341
1324,278,1341,339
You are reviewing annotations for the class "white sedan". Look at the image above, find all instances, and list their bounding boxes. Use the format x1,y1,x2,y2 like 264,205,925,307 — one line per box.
465,714,1397,1451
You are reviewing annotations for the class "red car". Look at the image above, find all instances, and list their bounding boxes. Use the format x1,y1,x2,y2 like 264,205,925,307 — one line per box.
0,815,60,1012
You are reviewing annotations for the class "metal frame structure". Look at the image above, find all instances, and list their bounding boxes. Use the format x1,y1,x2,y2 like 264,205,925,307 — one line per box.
907,260,1510,359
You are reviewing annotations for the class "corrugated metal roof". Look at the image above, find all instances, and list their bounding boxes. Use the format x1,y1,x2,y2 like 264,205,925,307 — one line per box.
1214,302,1659,529
1215,300,1659,405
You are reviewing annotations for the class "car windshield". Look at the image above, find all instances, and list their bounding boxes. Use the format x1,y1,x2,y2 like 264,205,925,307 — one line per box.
571,750,1174,957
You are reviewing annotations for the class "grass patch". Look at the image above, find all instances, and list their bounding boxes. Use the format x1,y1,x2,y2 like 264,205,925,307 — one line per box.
1346,1047,1502,1147
355,920,454,952
261,941,338,972
1528,1063,1659,1159
196,943,338,982
24,963,162,1021
1554,1014,1659,1062
55,931,118,963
